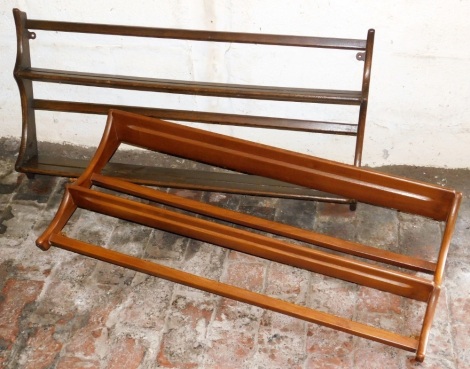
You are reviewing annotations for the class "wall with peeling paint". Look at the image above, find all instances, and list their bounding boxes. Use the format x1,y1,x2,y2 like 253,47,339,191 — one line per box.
1,1,469,168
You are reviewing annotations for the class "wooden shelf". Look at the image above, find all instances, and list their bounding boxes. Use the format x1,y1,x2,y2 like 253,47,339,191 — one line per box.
19,155,352,202
33,99,359,135
18,68,363,105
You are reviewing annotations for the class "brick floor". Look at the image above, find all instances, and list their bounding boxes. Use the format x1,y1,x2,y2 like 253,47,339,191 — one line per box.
1,138,470,369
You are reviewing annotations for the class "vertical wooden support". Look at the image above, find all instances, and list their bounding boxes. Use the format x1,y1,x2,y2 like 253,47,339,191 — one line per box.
354,29,375,168
415,193,461,361
350,29,374,210
13,9,38,176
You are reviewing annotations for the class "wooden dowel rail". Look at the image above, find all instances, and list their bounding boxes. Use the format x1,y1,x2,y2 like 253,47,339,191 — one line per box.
33,99,359,135
91,172,436,273
48,233,419,352
24,18,368,50
66,184,434,302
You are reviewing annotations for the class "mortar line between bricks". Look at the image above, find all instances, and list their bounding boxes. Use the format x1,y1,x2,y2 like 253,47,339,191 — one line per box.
8,177,58,243
302,201,317,369
249,282,264,369
87,213,120,287
447,256,469,369
138,224,177,367
48,177,68,206
301,271,313,369
200,296,222,369
397,206,423,369
352,207,361,358
261,260,270,296
442,285,458,369
198,247,234,369
35,178,65,226
197,246,228,369
154,287,174,366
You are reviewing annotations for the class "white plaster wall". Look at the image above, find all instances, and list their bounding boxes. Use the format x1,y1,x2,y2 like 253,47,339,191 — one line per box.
1,0,469,167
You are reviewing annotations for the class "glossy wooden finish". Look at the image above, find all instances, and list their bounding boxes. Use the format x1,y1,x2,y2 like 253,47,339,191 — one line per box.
92,173,436,273
33,100,358,135
37,110,462,362
49,233,419,353
13,9,37,175
13,8,374,203
18,68,363,105
24,19,367,50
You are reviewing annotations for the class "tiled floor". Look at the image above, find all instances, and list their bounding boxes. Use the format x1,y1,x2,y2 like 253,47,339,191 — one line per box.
1,137,469,369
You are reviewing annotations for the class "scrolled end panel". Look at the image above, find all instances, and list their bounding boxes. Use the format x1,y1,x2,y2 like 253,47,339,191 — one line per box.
13,8,38,173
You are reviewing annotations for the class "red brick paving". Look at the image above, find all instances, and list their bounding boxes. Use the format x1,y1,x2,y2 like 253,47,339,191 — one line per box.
106,336,146,369
1,156,469,368
0,279,43,351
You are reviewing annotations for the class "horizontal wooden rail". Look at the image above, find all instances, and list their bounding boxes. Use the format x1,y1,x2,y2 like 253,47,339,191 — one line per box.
92,173,436,273
49,233,418,352
33,99,358,135
25,18,368,50
18,68,363,105
67,184,434,301
19,155,352,202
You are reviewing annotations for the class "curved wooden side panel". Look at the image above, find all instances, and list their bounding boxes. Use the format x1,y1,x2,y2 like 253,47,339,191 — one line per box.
13,8,38,175
36,112,120,250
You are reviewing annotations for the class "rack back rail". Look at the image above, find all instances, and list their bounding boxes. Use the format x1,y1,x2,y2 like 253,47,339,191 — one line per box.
37,110,461,362
13,8,374,207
